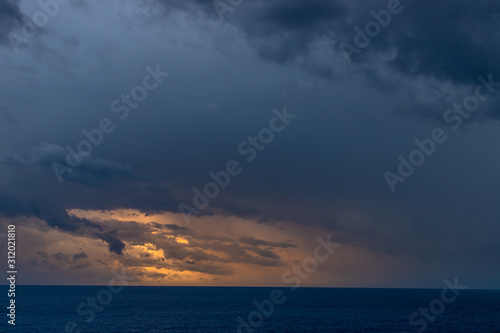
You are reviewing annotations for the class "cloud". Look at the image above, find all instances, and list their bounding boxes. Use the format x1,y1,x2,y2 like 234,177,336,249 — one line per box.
36,251,49,259
0,194,126,255
0,0,24,44
0,0,500,288
347,0,500,85
150,0,500,87
73,251,88,260
150,0,347,78
96,230,126,255
53,252,70,261
237,236,297,248
0,142,137,186
73,214,291,276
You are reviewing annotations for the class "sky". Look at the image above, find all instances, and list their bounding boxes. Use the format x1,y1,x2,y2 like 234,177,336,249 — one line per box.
0,0,500,288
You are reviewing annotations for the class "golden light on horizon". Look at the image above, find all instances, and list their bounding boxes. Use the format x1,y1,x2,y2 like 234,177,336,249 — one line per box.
175,237,189,244
55,208,348,287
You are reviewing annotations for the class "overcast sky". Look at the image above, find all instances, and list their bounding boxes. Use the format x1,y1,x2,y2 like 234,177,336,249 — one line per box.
1,0,500,288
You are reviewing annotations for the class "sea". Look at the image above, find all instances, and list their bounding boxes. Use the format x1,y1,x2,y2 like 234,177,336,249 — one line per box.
4,286,500,332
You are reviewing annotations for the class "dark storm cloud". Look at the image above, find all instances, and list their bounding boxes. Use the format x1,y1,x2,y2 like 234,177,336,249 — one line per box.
0,0,23,43
1,0,500,287
0,142,137,186
259,0,346,29
0,190,126,254
152,0,347,78
153,0,500,86
97,230,126,254
0,141,184,256
0,192,37,218
149,0,214,14
345,0,500,85
44,209,128,255
0,140,186,216
238,236,297,249
0,0,22,19
234,0,346,67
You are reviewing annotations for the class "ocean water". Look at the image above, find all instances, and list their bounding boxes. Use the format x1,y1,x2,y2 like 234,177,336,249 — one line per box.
5,286,500,332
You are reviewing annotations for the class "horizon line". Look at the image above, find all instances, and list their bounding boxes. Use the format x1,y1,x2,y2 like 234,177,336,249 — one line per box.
3,284,500,291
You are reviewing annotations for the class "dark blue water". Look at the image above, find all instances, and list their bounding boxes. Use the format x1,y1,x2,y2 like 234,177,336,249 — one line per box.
3,286,500,332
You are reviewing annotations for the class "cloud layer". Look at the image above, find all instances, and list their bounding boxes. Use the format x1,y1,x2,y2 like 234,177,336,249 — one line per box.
0,0,500,288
